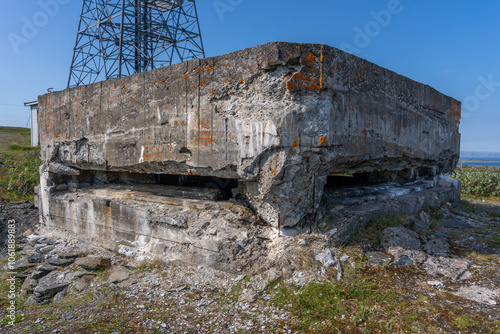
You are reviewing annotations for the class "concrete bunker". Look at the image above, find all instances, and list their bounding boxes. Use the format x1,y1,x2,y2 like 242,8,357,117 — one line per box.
36,42,461,268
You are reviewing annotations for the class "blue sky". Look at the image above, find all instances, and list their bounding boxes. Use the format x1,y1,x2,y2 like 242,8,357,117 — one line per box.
1,0,499,152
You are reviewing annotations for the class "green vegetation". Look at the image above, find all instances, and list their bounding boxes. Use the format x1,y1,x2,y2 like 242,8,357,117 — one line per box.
454,169,500,197
273,277,380,329
455,315,480,329
489,234,500,246
8,144,39,151
0,127,41,201
268,258,498,333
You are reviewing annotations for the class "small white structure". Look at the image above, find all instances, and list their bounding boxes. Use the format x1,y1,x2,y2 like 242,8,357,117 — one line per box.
24,101,39,147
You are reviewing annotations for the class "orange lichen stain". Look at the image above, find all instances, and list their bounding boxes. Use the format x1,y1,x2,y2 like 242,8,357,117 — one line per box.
286,81,294,90
450,98,461,124
320,54,325,62
239,78,244,84
200,80,204,85
292,140,300,148
114,84,117,89
227,63,231,67
184,74,189,80
352,143,356,146
361,129,367,135
181,121,185,124
222,80,228,85
304,51,315,66
319,136,326,145
191,84,195,89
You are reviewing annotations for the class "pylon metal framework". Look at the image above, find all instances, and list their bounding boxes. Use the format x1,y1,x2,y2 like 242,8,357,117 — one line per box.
68,0,204,88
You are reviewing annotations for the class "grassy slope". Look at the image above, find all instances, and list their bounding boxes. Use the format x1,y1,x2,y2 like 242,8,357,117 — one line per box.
0,127,40,201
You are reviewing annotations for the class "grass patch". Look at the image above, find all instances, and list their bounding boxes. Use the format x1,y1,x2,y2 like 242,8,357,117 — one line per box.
0,127,31,152
135,258,165,272
0,126,41,201
488,234,500,246
8,144,38,151
453,168,500,197
1,150,41,201
455,315,480,328
273,278,379,329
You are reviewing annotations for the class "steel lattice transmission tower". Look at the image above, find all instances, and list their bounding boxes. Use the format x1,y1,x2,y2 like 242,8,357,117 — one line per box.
68,0,205,88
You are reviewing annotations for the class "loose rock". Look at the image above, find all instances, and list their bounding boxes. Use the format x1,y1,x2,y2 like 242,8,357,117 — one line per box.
107,266,131,284
315,249,335,268
74,256,111,271
423,257,472,281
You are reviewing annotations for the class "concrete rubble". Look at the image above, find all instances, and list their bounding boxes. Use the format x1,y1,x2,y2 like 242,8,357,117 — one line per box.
36,42,461,268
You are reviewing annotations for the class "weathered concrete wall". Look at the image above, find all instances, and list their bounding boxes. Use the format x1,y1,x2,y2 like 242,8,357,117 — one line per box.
38,42,461,230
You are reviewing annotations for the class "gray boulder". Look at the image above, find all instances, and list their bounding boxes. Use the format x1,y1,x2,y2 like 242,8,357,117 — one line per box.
47,257,75,267
382,227,427,263
382,227,422,251
32,262,58,280
314,249,335,268
33,270,75,304
107,266,131,284
28,253,43,263
423,256,472,282
423,236,450,257
74,256,111,271
441,219,471,229
390,255,414,267
364,251,392,266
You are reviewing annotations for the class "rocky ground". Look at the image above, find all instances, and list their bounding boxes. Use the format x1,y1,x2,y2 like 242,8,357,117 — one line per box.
0,198,499,333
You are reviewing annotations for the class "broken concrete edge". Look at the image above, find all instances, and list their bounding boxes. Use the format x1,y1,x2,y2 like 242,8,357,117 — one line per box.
36,174,461,274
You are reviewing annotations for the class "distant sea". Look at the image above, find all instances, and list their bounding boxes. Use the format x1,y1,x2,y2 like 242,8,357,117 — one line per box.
459,158,500,167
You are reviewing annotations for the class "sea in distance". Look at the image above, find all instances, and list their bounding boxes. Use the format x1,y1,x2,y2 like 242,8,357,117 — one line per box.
459,157,500,167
